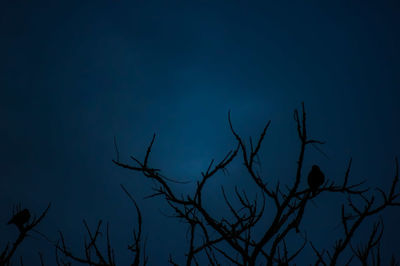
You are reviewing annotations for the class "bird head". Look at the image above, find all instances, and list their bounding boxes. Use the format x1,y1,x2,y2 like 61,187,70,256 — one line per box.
312,165,320,171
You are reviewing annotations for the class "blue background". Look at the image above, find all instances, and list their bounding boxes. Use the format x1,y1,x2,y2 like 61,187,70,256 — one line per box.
1,1,399,264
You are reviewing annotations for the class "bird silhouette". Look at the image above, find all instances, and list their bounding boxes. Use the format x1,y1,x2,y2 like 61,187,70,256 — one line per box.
7,208,31,231
308,165,325,196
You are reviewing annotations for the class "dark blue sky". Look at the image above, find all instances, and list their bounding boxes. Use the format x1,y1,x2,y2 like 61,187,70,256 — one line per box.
1,1,399,264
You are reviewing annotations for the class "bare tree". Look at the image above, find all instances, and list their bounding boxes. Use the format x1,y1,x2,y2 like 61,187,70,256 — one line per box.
112,103,400,265
2,104,399,265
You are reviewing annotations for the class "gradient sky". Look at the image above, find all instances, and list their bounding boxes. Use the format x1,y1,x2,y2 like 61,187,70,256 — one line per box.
1,1,399,265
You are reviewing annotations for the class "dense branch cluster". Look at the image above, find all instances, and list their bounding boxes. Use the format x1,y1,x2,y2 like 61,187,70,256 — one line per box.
111,103,400,265
1,103,399,265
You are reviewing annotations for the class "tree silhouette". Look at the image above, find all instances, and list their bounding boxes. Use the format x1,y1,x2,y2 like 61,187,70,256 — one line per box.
1,103,399,265
110,103,400,265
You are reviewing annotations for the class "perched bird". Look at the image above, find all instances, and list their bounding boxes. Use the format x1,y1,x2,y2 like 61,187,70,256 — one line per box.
308,165,325,196
7,208,31,231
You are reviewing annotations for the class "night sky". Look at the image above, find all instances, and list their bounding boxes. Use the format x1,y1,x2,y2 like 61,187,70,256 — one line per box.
1,1,400,265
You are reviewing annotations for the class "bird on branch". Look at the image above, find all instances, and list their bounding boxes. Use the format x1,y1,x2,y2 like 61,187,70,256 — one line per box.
294,165,325,233
308,165,325,196
7,208,31,231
